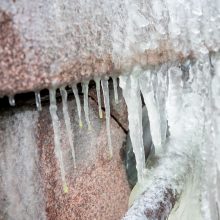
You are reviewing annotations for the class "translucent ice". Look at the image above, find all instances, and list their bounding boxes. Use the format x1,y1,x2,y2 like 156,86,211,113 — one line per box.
101,78,113,158
35,92,42,111
8,95,15,107
72,84,83,128
60,87,76,169
120,71,145,183
95,77,103,119
49,88,68,193
82,82,91,130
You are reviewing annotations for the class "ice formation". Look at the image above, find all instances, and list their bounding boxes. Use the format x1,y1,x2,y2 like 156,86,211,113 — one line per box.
72,84,83,128
112,77,119,104
121,54,220,220
49,88,68,193
82,82,91,130
60,87,76,169
101,78,113,157
8,96,15,107
95,77,103,119
35,92,42,111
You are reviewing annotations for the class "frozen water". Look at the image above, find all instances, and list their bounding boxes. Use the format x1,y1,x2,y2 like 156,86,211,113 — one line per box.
82,82,91,130
101,79,113,157
120,69,145,183
60,87,76,169
35,92,42,111
8,96,15,107
112,77,119,104
72,84,83,128
49,88,68,193
121,54,220,220
95,77,103,119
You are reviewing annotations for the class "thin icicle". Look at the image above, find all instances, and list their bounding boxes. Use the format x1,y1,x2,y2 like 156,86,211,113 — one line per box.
101,78,113,158
139,70,162,155
112,77,119,104
120,72,145,183
95,77,103,118
8,95,15,107
72,84,83,128
49,88,68,193
60,87,76,169
82,81,91,130
35,92,42,111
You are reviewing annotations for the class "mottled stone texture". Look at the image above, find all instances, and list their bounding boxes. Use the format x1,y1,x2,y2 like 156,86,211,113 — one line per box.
0,0,184,96
0,96,130,219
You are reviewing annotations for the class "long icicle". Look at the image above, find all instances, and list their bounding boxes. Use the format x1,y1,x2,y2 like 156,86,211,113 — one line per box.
95,77,103,118
35,91,42,111
60,87,76,169
82,81,91,130
120,73,145,183
49,88,68,193
72,84,83,128
101,78,113,158
112,77,119,104
139,70,162,155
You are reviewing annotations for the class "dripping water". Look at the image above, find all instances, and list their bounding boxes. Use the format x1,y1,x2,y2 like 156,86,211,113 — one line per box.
101,78,113,158
60,87,76,169
49,88,68,193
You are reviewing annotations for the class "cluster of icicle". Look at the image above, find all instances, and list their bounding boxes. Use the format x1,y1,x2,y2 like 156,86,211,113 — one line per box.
48,77,120,193
121,53,220,220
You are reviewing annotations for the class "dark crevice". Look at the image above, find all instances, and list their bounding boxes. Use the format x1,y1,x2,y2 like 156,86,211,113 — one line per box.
88,94,128,134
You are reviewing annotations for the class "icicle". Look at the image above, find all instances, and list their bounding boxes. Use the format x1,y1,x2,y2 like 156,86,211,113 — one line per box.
112,77,119,104
8,95,15,107
72,84,83,128
120,72,145,183
35,92,42,111
156,65,168,145
139,70,162,155
94,77,103,118
60,87,76,169
101,78,113,158
166,67,183,136
49,88,68,193
82,81,91,130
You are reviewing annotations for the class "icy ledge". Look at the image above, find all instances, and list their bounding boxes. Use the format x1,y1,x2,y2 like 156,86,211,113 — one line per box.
121,53,220,220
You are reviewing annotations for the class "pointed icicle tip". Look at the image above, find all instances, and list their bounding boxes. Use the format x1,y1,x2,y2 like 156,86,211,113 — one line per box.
8,95,15,107
63,183,69,194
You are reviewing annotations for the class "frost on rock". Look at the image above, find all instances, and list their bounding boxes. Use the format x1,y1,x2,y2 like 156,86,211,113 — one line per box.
121,54,220,220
